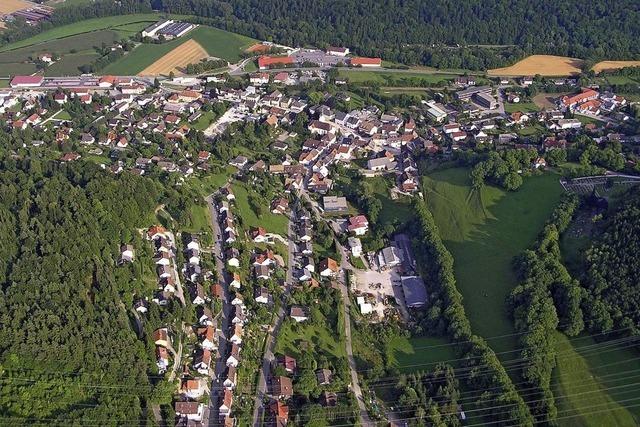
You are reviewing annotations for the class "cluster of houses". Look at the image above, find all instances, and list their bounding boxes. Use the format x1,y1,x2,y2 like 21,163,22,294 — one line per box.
145,225,181,306
558,88,628,116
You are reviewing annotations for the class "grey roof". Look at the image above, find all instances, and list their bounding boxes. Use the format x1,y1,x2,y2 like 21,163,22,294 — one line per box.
401,276,427,307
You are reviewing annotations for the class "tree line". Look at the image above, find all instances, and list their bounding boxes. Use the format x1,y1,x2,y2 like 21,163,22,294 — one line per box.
507,194,583,421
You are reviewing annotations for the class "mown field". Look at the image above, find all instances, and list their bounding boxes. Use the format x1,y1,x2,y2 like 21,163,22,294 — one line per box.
385,336,458,373
422,168,564,358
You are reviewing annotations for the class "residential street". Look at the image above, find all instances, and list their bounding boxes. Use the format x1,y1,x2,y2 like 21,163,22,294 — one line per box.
251,209,297,426
206,194,232,427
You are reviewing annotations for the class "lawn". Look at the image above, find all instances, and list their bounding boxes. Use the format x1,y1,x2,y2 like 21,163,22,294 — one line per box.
504,102,539,113
385,336,458,373
232,182,288,236
338,69,457,86
192,111,215,131
605,75,638,85
517,123,545,137
181,203,212,234
422,168,564,359
368,176,414,228
184,168,232,196
275,316,346,361
553,332,640,426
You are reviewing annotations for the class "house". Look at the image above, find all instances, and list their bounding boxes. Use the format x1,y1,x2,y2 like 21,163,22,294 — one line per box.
119,244,135,263
348,237,362,257
193,348,212,375
347,215,369,236
560,88,599,110
357,296,373,314
327,46,350,56
221,185,235,201
251,227,268,243
253,249,275,266
219,389,233,416
323,196,348,213
230,324,243,345
255,286,271,304
401,276,427,308
224,366,237,390
319,258,339,277
276,355,297,374
299,241,313,255
230,156,249,169
226,247,240,268
191,284,206,305
297,268,313,282
367,156,396,171
156,346,169,372
378,246,402,269
153,328,171,347
175,402,204,422
255,264,271,280
290,305,309,322
197,306,214,326
270,400,290,426
147,225,167,240
272,376,293,399
322,391,338,407
271,197,289,214
230,272,242,289
181,378,208,399
197,325,216,350
533,157,547,169
134,298,149,314
227,344,241,367
232,305,245,324
231,293,244,306
316,368,333,385
301,256,315,273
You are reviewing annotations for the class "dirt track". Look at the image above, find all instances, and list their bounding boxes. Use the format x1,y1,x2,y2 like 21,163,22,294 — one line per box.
138,39,209,76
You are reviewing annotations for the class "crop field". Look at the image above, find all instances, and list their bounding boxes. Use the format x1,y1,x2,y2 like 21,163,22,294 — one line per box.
488,55,583,76
0,0,31,14
592,60,640,74
139,39,208,76
422,168,563,358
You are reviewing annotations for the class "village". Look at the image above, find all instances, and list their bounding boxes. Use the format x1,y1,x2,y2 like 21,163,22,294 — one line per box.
1,42,639,426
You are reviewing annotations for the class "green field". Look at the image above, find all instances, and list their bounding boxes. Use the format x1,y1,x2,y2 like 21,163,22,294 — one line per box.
0,14,168,52
422,168,564,358
605,75,639,85
369,176,414,227
385,336,458,373
232,182,288,236
45,52,99,76
105,25,257,74
553,333,640,426
338,69,457,86
505,102,539,113
575,114,605,126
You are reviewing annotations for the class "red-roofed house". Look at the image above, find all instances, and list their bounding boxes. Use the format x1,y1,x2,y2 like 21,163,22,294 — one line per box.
561,89,599,109
350,57,382,67
347,215,369,236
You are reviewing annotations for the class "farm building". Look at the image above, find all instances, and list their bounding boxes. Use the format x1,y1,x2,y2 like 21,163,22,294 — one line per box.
401,276,427,308
350,57,382,67
10,75,44,88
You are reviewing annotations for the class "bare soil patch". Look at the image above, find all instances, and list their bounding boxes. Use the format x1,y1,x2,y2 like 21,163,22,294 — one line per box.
488,55,583,77
0,0,32,14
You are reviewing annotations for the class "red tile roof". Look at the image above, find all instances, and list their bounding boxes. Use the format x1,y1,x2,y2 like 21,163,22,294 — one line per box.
258,56,294,69
351,57,382,66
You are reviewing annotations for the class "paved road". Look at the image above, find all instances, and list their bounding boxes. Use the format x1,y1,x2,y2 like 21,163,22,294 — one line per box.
298,190,375,426
251,209,297,426
206,194,232,427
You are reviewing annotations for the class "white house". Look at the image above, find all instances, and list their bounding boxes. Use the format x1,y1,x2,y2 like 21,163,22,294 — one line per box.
348,237,362,257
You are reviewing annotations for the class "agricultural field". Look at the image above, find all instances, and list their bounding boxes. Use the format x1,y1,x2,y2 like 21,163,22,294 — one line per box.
106,25,257,75
488,55,583,76
592,60,640,74
0,0,31,14
422,168,563,358
138,39,208,76
44,52,99,76
338,69,458,86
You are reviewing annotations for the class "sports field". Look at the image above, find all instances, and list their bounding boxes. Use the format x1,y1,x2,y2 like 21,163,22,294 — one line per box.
422,168,564,358
488,55,583,76
592,60,640,74
139,39,208,76
0,0,31,14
